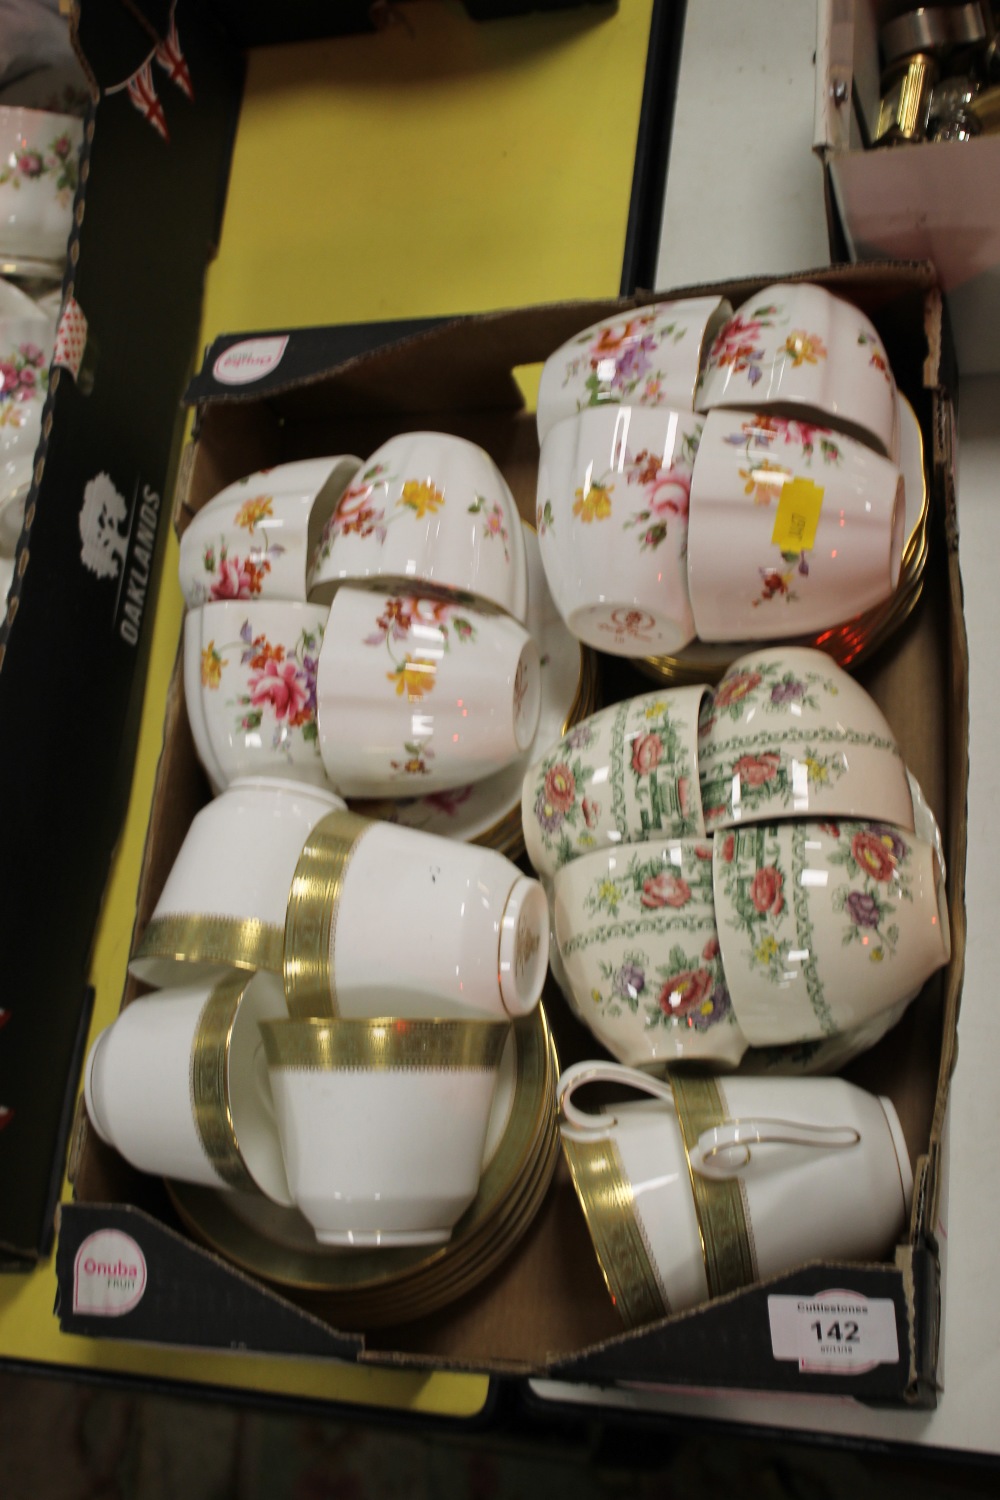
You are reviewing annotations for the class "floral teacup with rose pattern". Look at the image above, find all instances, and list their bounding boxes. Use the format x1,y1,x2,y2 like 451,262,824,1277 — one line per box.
714,817,949,1046
694,281,899,462
536,294,731,444
536,404,703,656
697,647,914,834
552,837,749,1070
0,106,83,270
521,685,710,883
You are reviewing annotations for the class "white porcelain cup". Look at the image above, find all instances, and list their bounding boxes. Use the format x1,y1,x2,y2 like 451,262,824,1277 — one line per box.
694,281,900,462
686,409,905,642
558,1060,912,1327
0,106,83,270
283,809,551,1022
552,838,749,1069
697,646,914,833
521,685,709,882
307,430,528,622
536,295,732,444
178,457,361,608
315,585,540,797
184,599,329,792
714,818,950,1046
260,1016,510,1246
536,405,703,656
84,972,293,1206
128,777,347,990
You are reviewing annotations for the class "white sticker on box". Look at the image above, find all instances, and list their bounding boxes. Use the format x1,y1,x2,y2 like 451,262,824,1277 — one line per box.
768,1290,899,1374
73,1230,148,1316
213,335,289,385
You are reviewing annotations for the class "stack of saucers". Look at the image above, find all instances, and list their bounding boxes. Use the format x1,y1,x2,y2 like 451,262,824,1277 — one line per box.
533,281,930,684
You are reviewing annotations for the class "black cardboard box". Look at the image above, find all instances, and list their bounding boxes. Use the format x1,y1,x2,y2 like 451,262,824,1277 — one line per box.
57,262,967,1407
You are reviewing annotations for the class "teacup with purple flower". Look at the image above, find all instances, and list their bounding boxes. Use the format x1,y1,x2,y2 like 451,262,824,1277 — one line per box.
552,835,749,1070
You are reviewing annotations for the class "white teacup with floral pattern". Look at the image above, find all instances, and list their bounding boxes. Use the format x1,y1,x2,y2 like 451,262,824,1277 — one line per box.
184,600,329,792
697,647,914,833
0,106,82,269
0,284,55,551
306,430,528,623
536,405,702,656
179,457,361,608
315,586,540,797
552,838,748,1069
713,817,950,1046
536,295,732,444
521,685,709,882
694,281,899,462
686,409,905,642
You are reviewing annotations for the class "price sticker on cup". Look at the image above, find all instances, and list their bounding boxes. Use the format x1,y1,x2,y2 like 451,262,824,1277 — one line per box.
768,1290,900,1374
770,476,824,554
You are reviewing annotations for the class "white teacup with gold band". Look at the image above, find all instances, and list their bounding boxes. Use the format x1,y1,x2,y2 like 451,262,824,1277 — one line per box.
557,1061,912,1329
178,456,361,608
260,1016,510,1246
129,777,346,990
83,972,293,1207
283,810,550,1022
315,585,541,798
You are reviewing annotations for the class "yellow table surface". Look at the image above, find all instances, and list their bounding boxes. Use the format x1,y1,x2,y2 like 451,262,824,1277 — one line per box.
0,0,654,1417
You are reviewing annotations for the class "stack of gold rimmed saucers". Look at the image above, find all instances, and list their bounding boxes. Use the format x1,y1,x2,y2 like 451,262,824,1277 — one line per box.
639,391,930,686
346,524,599,858
167,1003,559,1328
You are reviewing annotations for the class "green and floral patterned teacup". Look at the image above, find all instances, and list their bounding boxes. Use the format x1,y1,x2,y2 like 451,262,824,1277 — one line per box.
697,646,914,833
521,685,710,883
552,837,748,1070
713,817,950,1046
0,105,83,270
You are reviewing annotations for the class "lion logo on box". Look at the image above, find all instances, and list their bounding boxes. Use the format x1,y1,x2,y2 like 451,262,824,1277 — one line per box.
79,471,130,580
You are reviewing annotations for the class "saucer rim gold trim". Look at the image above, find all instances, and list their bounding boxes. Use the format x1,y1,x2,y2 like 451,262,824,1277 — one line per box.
167,1002,556,1295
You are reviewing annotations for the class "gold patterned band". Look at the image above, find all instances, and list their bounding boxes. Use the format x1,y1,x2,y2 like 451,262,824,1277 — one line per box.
260,1016,511,1073
283,810,372,1019
190,975,261,1193
135,912,284,975
560,1132,669,1330
670,1073,757,1298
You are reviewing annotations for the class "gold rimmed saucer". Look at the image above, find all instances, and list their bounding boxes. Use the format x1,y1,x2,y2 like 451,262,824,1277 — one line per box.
345,525,598,856
640,391,930,685
167,1002,558,1313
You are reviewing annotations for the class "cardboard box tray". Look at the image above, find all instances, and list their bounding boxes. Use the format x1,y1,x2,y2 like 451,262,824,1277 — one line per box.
59,262,966,1406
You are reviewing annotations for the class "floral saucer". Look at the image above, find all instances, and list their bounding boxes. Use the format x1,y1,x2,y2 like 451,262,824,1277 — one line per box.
345,525,597,854
641,390,929,684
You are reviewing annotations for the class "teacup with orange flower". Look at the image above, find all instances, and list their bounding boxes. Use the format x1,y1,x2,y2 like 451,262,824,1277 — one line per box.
306,430,528,623
179,456,360,608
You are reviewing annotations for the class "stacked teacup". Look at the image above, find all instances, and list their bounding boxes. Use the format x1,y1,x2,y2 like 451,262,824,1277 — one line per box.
1,277,57,598
534,282,909,655
86,434,555,1250
521,645,950,1075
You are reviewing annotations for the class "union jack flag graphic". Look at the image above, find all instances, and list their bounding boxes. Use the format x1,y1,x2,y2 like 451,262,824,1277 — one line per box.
126,61,169,142
155,11,194,101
